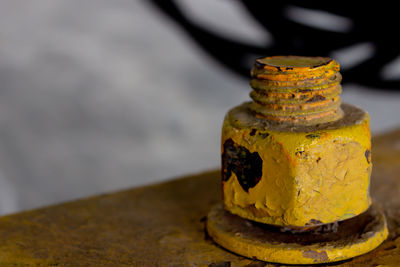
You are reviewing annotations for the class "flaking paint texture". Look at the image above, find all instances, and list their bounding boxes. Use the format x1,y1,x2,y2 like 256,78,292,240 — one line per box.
222,104,372,227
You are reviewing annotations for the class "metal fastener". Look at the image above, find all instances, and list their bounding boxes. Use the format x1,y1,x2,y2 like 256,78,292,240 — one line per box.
207,56,388,264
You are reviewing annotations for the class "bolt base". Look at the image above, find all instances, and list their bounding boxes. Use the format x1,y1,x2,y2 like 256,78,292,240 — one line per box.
206,204,388,265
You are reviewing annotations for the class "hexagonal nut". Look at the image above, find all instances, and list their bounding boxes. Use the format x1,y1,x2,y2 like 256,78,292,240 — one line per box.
221,103,371,227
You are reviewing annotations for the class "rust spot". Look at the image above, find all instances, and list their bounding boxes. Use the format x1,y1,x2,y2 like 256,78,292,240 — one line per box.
302,250,329,262
306,133,320,139
365,149,371,164
307,219,323,225
222,139,263,192
250,129,257,136
306,95,326,103
316,157,321,163
258,132,270,138
295,150,307,159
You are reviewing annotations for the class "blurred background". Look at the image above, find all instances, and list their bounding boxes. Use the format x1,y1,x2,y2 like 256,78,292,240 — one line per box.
1,0,399,215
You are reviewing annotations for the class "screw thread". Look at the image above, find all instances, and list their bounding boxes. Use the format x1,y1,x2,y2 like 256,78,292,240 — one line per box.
249,56,343,125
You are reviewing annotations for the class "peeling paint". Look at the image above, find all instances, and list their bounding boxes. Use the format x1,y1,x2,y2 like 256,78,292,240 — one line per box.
302,250,329,262
222,139,263,192
365,149,371,164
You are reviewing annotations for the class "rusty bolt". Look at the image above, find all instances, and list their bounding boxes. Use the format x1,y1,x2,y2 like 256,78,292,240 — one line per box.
221,56,372,227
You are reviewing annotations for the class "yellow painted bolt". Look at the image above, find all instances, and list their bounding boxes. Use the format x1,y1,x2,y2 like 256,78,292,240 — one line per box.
207,56,388,264
221,56,371,227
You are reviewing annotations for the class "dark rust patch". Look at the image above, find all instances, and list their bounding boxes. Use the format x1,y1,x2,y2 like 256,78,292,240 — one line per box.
306,133,320,139
308,219,323,225
365,149,371,164
299,89,312,92
222,139,263,192
302,250,329,262
295,150,308,159
295,151,303,157
249,129,257,136
258,132,270,138
306,95,326,103
281,220,339,234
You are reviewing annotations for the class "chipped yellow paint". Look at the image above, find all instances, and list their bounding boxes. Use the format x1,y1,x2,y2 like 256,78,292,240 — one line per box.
222,103,372,227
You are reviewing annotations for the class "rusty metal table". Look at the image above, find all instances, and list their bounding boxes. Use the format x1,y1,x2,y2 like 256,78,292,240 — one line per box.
0,129,399,266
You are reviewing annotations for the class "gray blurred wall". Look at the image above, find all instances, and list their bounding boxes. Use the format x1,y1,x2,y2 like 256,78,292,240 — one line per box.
0,0,399,215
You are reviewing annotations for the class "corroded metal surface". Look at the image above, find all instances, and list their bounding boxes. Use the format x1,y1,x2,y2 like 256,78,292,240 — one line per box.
207,204,387,264
250,56,343,125
0,129,399,266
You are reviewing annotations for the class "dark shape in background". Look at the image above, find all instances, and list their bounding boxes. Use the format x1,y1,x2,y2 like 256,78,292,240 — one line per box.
149,0,400,90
